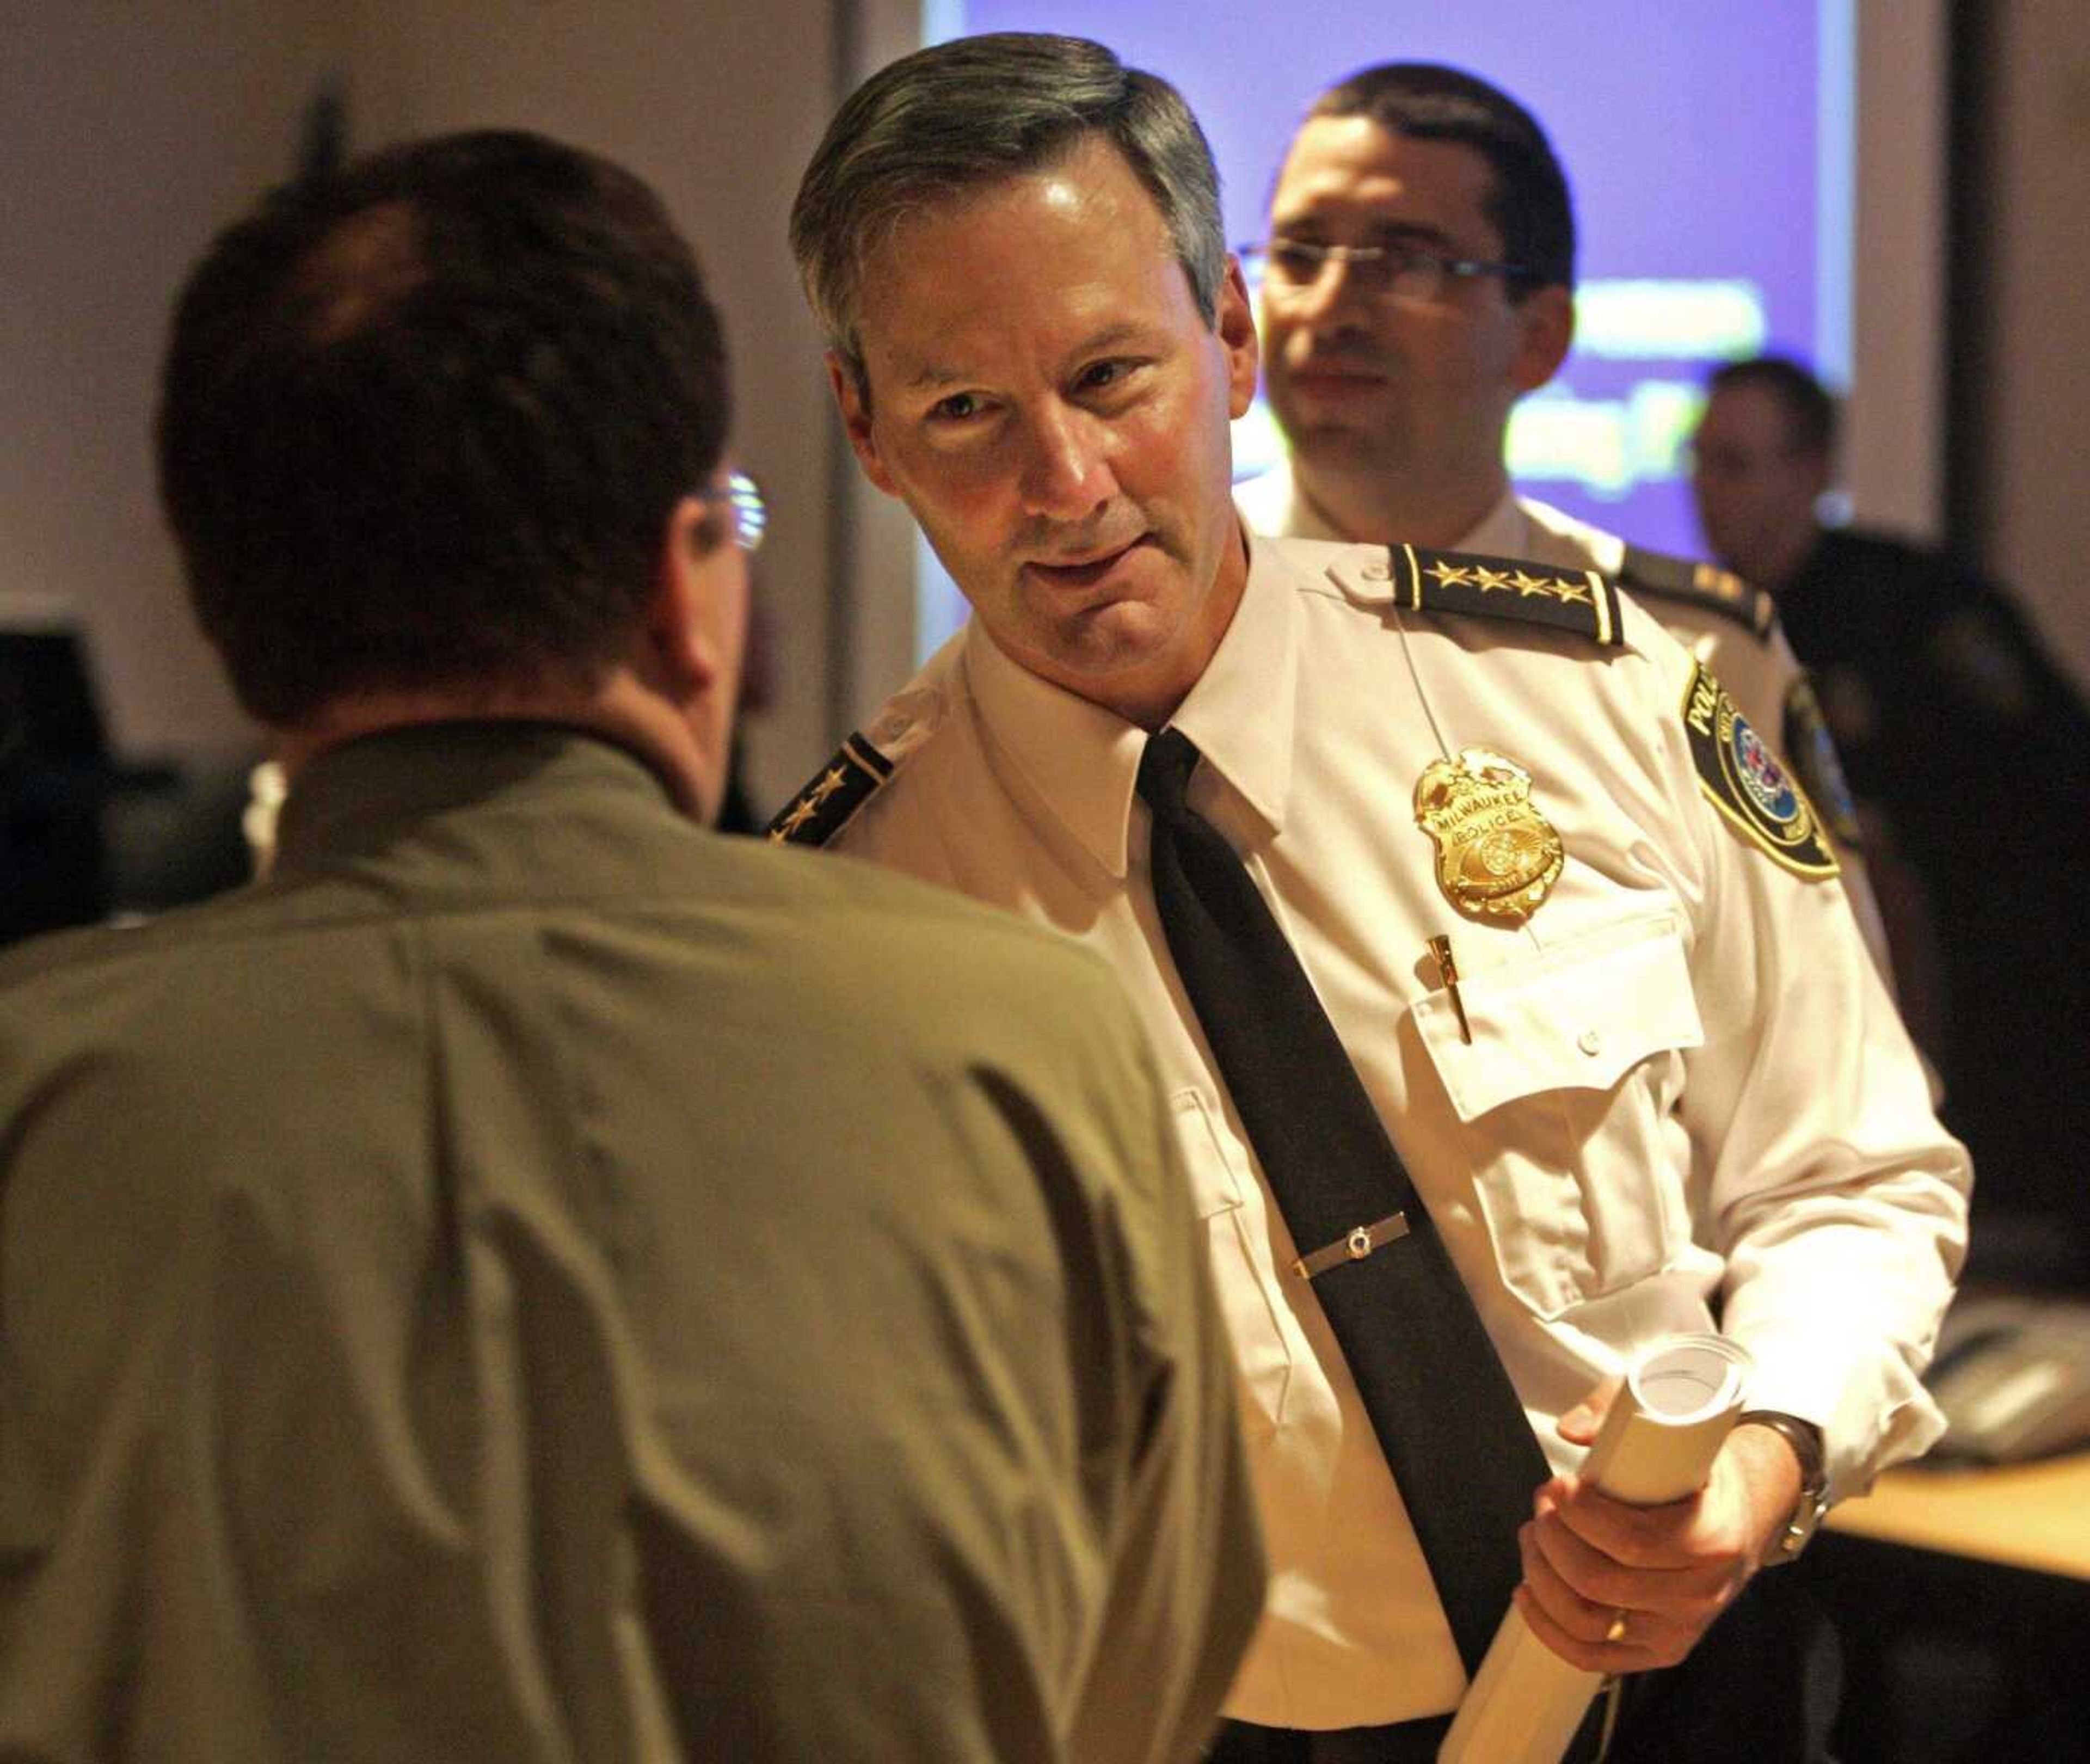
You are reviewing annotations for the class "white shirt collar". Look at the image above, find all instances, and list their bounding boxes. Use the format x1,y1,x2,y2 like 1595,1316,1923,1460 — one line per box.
1450,484,1527,557
1241,460,1545,562
961,526,1301,880
1233,457,1342,542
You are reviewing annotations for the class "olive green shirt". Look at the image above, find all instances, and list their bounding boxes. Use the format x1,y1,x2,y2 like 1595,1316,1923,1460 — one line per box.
0,724,1263,1763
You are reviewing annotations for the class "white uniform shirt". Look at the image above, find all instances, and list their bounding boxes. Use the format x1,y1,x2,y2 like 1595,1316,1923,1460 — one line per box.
1235,468,1901,992
825,532,1968,1730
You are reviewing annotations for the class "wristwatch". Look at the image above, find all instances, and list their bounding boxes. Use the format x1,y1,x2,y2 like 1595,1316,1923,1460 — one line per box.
1738,1410,1829,1565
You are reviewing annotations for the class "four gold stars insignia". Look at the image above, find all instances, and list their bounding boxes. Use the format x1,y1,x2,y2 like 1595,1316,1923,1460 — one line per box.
1424,558,1590,605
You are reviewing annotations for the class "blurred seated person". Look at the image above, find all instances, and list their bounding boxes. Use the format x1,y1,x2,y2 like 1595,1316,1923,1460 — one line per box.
1694,354,2090,1286
0,128,1263,1762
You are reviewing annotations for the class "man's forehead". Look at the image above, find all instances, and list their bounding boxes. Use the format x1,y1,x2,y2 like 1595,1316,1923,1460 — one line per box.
1703,382,1793,444
1271,117,1497,225
872,135,1158,253
852,142,1195,381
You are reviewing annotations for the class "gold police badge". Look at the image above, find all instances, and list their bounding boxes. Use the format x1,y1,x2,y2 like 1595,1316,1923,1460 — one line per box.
1413,747,1563,922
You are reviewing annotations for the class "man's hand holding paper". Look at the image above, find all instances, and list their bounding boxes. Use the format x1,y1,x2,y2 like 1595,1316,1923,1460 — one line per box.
1513,1381,1806,1672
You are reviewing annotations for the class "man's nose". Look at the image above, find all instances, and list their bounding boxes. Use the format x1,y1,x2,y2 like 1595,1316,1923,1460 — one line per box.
1017,402,1117,520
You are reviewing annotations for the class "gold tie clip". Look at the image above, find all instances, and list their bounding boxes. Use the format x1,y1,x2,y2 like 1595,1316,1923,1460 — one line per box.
1293,1211,1411,1281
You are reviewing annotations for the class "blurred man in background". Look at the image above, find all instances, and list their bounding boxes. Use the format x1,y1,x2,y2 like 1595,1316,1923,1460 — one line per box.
1695,354,2090,1284
1234,63,1900,994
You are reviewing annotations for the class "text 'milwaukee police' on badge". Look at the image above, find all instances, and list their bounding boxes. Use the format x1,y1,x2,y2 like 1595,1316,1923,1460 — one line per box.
1681,661,1840,880
1413,747,1564,923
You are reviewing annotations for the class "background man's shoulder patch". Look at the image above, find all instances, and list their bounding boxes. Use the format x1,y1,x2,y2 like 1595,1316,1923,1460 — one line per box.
766,734,893,847
1680,661,1840,880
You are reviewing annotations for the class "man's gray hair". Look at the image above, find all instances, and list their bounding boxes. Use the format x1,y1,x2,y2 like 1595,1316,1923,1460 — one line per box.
790,33,1226,394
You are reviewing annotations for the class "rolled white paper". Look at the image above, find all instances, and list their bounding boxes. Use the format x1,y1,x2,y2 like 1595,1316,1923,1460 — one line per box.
1436,1333,1753,1764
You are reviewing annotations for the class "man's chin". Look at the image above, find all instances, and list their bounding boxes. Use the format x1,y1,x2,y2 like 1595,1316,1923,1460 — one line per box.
997,602,1184,696
1271,395,1384,441
1058,597,1178,666
1278,421,1399,479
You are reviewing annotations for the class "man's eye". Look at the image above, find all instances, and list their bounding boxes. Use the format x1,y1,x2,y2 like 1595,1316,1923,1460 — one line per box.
929,392,984,422
1078,359,1139,394
1269,243,1323,278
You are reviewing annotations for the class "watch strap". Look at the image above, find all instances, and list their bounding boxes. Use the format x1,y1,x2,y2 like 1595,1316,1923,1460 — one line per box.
1738,1410,1829,1564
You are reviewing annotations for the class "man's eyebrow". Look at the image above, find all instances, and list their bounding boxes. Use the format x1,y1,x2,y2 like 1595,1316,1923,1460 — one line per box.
1276,215,1458,251
903,362,971,392
1368,219,1458,248
898,324,1160,394
1071,323,1154,358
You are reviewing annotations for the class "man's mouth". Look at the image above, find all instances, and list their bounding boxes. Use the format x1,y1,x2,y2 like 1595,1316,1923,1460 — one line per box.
1288,357,1388,390
1025,534,1150,591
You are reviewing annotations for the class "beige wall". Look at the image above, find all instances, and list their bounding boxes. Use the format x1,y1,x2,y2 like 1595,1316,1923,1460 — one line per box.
1984,5,2090,690
1,0,839,808
1848,0,1946,544
1,2,351,761
332,1,843,806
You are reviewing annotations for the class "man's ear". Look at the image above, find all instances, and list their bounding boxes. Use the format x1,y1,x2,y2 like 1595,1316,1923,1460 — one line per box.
1216,256,1262,420
647,495,727,693
828,352,901,496
1510,282,1575,395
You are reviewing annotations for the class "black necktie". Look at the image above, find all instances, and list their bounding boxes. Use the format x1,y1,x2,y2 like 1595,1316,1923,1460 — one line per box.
1136,727,1548,1677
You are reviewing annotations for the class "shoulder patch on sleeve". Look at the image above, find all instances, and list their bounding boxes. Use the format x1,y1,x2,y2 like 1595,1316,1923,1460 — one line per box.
1388,544,1624,647
1617,545,1776,638
1781,674,1864,848
1681,661,1841,880
766,734,895,847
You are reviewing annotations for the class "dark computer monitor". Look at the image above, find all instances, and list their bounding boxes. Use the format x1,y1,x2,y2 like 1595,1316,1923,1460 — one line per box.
1,612,115,944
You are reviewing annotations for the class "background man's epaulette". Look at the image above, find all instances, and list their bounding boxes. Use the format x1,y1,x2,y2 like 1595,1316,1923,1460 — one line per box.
1385,543,1624,647
766,734,894,847
1618,545,1775,638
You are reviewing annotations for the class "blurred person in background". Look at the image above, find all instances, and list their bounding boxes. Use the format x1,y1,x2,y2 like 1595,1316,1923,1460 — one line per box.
1234,63,1906,1013
1694,354,2090,1287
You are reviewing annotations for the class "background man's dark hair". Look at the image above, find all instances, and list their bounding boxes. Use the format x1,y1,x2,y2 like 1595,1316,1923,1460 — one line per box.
1706,354,1840,459
157,129,729,726
790,32,1226,399
1310,63,1575,295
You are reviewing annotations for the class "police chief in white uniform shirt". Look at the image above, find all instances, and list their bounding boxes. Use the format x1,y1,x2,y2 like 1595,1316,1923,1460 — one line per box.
778,34,1969,1740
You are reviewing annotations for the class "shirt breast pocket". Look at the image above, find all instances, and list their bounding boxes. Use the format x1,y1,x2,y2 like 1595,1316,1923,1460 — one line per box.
1170,1089,1293,1427
1411,911,1704,1320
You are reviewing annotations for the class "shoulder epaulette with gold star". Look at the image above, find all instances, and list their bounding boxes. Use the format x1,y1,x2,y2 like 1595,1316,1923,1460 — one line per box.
1617,545,1775,639
765,733,895,847
1389,544,1624,647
